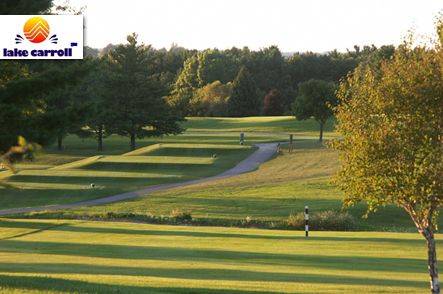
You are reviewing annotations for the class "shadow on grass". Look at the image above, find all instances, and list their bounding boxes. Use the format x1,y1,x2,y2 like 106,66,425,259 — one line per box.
6,175,180,184
0,219,427,245
0,239,427,274
0,274,291,294
0,262,428,288
70,161,214,172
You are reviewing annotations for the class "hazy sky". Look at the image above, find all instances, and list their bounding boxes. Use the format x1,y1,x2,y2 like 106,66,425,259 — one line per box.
68,0,443,52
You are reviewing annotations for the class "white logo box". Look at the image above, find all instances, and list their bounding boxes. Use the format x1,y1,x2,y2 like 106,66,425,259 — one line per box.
0,15,83,59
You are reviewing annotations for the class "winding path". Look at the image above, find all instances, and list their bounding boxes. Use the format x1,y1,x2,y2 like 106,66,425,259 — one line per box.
0,140,282,216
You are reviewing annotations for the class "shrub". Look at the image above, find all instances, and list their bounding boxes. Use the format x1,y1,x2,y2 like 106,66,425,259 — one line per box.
171,209,192,221
286,210,357,231
286,213,305,228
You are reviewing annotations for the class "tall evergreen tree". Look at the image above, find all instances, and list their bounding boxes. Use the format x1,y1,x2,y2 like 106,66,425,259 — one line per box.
39,58,97,150
104,33,185,151
226,66,260,117
73,64,111,151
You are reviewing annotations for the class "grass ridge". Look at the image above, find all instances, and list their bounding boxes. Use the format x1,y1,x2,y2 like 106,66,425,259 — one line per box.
50,155,103,170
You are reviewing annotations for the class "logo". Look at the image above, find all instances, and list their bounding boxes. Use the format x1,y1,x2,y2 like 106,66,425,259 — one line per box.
0,15,83,59
23,17,50,43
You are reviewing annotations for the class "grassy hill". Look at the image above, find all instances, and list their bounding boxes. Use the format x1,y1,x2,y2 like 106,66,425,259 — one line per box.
0,117,438,293
0,117,422,230
47,140,417,231
183,116,340,137
0,134,282,211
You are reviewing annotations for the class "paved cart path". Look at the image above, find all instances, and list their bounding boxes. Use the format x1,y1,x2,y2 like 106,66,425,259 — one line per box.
0,141,282,215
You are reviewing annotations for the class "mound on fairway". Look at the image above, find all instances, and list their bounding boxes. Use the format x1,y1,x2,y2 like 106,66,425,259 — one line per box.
0,140,256,212
55,140,422,231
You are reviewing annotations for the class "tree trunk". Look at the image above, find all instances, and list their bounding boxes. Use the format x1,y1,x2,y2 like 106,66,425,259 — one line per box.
130,133,135,151
319,121,324,142
423,227,441,294
97,126,103,151
57,137,62,150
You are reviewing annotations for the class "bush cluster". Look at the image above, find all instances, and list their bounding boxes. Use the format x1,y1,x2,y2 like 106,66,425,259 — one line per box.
287,210,357,231
171,209,192,221
14,209,359,231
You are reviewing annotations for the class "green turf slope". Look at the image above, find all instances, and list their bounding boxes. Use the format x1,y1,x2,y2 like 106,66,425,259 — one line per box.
0,137,258,211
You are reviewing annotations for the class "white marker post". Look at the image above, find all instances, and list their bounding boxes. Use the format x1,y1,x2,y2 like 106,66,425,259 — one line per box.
305,206,309,237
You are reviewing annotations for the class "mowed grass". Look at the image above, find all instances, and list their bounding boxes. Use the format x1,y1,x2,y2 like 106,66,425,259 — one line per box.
0,118,438,293
1,134,290,211
63,140,420,231
184,116,340,137
0,218,435,294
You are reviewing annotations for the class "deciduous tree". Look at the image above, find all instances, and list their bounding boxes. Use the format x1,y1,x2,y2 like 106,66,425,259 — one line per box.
262,89,286,116
329,26,443,293
189,81,231,117
291,79,337,141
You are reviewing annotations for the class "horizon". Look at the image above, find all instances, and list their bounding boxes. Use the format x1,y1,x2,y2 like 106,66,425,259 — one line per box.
69,0,443,53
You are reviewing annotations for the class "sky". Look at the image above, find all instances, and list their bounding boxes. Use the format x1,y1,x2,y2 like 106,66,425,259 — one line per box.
68,0,443,53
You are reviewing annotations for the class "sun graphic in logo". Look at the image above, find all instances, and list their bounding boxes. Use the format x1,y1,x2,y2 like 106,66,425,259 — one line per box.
23,17,50,43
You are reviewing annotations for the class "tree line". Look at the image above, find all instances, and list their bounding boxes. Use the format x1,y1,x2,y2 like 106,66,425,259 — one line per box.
2,0,397,155
81,42,396,145
154,43,395,118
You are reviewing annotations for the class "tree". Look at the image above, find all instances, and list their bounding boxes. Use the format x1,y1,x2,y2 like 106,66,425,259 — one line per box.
73,63,112,151
262,89,286,116
167,56,199,116
169,49,238,116
103,33,185,151
197,49,239,87
291,79,337,141
38,59,97,150
329,28,443,293
226,66,261,117
0,0,96,155
189,81,232,117
0,0,52,14
0,58,96,155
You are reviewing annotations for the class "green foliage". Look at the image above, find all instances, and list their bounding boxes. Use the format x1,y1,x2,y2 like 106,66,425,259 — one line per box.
226,66,261,117
103,33,185,151
330,44,443,228
287,51,357,85
240,46,291,93
171,209,192,221
73,62,111,151
189,81,231,117
197,49,239,87
170,50,239,116
291,79,338,141
0,136,44,189
0,0,96,154
329,25,443,291
287,210,358,231
0,57,97,154
0,0,52,14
